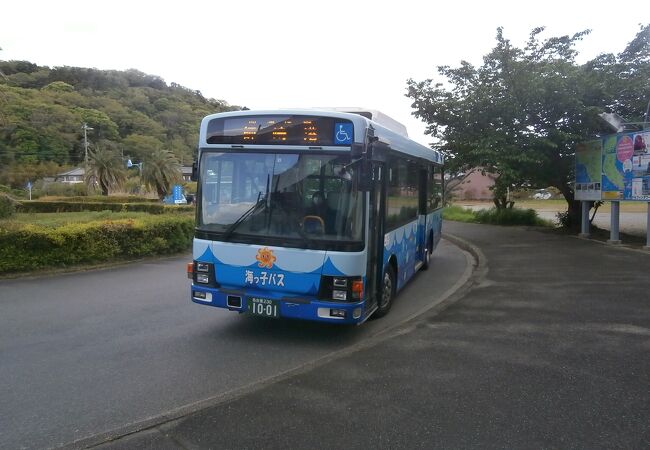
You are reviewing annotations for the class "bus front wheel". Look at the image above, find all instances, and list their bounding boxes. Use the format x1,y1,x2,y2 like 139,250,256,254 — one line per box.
374,267,395,318
421,248,431,271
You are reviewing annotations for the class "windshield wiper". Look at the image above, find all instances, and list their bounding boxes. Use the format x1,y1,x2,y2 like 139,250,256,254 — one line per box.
220,192,266,241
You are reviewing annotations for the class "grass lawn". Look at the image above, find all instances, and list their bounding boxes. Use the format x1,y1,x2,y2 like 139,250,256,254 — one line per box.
443,205,553,226
1,211,191,228
443,205,479,222
457,199,649,213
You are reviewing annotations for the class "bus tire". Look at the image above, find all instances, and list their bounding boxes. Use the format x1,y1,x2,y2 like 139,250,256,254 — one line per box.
374,266,395,318
421,247,431,271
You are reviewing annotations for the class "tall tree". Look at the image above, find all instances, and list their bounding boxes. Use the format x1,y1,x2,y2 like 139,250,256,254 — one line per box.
407,25,650,225
597,24,650,122
85,143,126,196
142,148,181,200
0,47,7,81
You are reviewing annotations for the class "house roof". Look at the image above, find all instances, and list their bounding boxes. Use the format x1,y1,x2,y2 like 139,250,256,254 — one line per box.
57,167,85,176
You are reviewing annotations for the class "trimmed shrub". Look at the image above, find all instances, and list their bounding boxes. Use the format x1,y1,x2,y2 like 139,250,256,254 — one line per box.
39,195,159,203
444,205,551,226
442,205,478,222
474,207,548,226
35,182,89,198
0,184,27,199
16,201,193,215
183,182,197,194
0,193,17,219
0,215,194,273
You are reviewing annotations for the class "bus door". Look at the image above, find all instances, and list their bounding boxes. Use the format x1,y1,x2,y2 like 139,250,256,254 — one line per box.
364,160,386,318
418,167,429,261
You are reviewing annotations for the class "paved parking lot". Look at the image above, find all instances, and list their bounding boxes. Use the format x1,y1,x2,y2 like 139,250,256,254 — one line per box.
95,222,650,449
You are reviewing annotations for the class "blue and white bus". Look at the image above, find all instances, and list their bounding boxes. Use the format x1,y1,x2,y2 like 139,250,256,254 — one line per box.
187,109,443,324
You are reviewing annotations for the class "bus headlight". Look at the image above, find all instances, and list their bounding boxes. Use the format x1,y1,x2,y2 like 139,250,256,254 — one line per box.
319,276,363,302
192,261,218,286
196,262,210,272
196,273,210,284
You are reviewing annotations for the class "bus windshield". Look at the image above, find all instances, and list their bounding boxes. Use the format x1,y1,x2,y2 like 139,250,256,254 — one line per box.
198,152,364,247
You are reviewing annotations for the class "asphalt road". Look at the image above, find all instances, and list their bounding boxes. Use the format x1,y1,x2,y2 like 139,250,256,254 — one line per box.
98,221,650,450
0,239,469,450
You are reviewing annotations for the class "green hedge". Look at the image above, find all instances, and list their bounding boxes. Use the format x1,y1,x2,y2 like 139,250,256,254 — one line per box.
0,185,27,200
0,193,17,219
474,207,548,226
444,205,551,226
16,201,194,214
41,195,160,203
0,215,194,273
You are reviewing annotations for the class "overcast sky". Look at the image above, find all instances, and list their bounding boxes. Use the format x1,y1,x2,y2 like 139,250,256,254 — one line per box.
2,1,649,146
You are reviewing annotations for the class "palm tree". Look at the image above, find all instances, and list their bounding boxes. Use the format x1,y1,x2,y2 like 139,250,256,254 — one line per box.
0,47,6,81
85,145,127,196
142,149,181,200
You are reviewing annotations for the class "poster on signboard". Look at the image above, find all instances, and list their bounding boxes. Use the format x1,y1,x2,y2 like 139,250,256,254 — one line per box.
630,131,650,200
601,131,650,201
575,140,603,200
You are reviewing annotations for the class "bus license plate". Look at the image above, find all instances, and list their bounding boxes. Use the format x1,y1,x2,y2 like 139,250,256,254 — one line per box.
247,297,280,318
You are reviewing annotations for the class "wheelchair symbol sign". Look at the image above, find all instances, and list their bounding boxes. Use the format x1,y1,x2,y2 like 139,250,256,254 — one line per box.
334,123,353,145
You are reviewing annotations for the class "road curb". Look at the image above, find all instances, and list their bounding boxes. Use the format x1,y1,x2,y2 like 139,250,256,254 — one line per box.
568,233,650,256
442,232,486,273
371,234,484,335
63,237,481,450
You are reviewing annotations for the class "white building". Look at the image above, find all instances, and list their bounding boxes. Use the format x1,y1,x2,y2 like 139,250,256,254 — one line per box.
55,167,85,184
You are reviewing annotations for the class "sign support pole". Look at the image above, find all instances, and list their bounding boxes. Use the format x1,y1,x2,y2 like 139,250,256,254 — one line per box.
579,201,590,238
645,202,650,251
607,201,621,244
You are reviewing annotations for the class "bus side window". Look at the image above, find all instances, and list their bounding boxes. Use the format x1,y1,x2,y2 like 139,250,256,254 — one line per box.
386,156,418,229
433,166,443,208
386,157,401,230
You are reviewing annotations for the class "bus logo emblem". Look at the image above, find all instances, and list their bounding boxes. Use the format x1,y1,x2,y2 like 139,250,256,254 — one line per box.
256,247,276,269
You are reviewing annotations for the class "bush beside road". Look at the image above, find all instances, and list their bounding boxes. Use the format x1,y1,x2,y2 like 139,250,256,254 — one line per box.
456,200,650,237
0,212,193,274
443,205,551,227
16,200,194,215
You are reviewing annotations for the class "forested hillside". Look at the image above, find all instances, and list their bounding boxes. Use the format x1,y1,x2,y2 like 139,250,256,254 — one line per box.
0,60,240,187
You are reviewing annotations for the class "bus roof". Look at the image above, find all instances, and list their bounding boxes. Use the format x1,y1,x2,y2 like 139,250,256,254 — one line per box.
369,117,443,165
310,107,409,137
198,109,443,165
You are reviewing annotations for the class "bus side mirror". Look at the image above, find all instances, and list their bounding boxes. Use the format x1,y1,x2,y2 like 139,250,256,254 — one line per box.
191,162,198,182
369,141,389,162
351,143,364,158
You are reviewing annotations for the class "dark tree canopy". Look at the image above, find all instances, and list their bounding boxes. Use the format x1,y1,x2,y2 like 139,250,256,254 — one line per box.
0,61,241,188
407,24,650,220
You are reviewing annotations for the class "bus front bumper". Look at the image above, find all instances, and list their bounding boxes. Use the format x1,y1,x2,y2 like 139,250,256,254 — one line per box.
190,285,365,324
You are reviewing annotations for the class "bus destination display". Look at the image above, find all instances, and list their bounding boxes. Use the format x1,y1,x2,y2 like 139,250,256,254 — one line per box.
206,115,354,146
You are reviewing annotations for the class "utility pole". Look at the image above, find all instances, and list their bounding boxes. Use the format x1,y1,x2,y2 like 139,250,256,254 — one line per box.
82,123,94,166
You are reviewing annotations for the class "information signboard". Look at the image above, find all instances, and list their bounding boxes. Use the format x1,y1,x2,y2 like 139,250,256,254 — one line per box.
601,131,650,201
575,140,603,201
